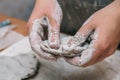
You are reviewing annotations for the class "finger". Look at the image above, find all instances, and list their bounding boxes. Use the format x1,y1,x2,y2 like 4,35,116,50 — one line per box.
40,42,63,56
80,44,100,67
29,18,56,60
31,43,56,60
67,15,95,47
81,29,111,67
46,0,63,49
65,47,96,67
79,31,104,67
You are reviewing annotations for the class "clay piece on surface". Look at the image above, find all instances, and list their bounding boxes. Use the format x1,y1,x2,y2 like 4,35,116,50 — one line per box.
0,53,39,80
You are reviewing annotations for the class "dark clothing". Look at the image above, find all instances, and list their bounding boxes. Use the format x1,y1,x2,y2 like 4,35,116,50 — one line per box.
58,0,113,35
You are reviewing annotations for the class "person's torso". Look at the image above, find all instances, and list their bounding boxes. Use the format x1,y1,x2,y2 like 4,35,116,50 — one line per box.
58,0,113,35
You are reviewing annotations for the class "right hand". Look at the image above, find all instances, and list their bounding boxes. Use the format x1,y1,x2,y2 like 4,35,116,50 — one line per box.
28,0,63,60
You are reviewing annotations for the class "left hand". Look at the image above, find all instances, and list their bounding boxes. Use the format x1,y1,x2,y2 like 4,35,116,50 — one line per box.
65,0,120,67
28,0,63,49
28,0,63,60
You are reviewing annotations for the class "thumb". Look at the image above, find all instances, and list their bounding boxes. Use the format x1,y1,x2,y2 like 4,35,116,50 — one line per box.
67,15,95,48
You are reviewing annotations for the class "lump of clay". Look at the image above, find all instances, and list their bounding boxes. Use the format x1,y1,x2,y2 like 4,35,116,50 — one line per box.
41,36,87,57
0,53,39,80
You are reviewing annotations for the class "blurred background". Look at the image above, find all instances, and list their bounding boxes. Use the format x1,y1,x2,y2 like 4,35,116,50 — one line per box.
0,0,35,21
0,0,112,23
0,0,113,35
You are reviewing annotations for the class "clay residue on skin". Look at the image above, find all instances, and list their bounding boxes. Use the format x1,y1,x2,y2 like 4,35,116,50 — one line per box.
40,27,99,66
52,0,63,26
79,30,99,65
30,17,99,66
29,17,58,60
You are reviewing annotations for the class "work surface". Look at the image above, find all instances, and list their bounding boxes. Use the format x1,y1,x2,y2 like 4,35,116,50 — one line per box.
0,14,120,80
0,14,28,36
0,14,29,51
1,36,120,80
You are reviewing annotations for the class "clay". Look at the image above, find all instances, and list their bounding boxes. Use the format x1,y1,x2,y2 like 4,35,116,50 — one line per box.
0,53,39,80
30,18,95,59
41,36,86,57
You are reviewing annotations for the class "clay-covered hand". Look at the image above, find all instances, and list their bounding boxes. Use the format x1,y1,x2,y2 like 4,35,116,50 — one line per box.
65,1,120,67
28,0,63,60
28,0,63,49
29,17,56,60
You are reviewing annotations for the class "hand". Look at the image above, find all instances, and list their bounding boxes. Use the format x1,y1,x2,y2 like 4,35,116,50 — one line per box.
28,0,62,49
28,0,63,60
29,17,56,60
65,1,120,67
